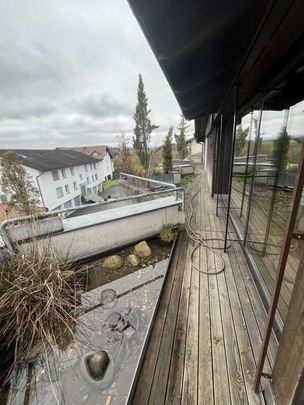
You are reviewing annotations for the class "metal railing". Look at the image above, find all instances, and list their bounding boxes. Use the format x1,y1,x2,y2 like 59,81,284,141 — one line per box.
0,173,185,253
119,172,177,189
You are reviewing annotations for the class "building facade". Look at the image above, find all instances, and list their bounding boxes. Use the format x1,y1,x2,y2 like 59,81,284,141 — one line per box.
186,136,203,157
0,149,103,211
58,145,114,181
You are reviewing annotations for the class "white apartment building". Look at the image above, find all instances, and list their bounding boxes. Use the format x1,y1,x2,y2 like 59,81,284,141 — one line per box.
58,145,114,180
0,149,104,211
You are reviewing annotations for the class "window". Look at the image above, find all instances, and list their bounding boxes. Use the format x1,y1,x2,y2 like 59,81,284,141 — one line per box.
85,164,88,172
226,99,304,325
70,167,75,176
87,177,90,183
90,163,93,170
61,168,66,178
92,175,94,182
93,163,96,169
95,174,98,180
65,184,70,194
73,181,77,190
79,173,83,181
52,170,59,181
56,187,63,198
64,200,72,208
74,196,81,206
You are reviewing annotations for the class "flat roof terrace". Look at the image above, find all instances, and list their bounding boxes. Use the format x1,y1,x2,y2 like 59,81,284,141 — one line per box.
132,166,278,405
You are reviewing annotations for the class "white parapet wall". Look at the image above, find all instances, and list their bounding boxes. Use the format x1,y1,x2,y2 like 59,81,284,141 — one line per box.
16,196,184,261
7,217,63,242
172,164,194,176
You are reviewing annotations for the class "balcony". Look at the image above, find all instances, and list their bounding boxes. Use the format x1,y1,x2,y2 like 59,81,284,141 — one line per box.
0,167,278,404
132,164,278,405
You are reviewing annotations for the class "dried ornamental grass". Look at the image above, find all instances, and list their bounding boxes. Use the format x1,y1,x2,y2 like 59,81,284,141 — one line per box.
0,243,85,384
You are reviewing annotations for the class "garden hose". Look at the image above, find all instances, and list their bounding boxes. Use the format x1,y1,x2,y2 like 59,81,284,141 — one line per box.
185,176,297,276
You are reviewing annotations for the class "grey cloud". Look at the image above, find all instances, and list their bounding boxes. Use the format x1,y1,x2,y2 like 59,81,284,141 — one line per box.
0,0,185,149
0,98,56,120
71,94,132,119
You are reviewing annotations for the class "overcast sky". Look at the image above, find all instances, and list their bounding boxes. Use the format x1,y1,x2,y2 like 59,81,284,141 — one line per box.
0,0,192,149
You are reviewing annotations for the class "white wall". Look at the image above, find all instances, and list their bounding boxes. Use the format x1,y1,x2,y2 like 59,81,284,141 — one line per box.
18,201,185,260
0,154,113,211
188,139,202,156
100,151,113,181
37,161,104,210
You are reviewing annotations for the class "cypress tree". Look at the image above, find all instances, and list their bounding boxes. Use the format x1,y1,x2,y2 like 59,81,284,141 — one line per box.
163,126,173,174
175,114,189,159
235,126,249,156
133,74,158,170
273,127,290,171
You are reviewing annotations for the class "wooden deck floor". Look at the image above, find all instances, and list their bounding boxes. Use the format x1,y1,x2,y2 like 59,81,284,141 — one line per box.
132,169,278,405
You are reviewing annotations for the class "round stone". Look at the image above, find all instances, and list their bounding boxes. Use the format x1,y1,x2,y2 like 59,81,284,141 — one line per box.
102,255,124,270
127,254,141,266
85,351,110,380
134,241,152,258
100,288,116,305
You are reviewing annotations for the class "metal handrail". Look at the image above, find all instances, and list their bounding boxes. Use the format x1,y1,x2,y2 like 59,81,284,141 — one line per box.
0,186,185,253
119,172,177,189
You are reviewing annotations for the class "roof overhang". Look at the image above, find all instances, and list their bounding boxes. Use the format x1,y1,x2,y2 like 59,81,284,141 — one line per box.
128,0,304,121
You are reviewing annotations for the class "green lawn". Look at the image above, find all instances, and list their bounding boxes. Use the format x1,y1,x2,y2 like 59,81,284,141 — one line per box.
102,179,119,190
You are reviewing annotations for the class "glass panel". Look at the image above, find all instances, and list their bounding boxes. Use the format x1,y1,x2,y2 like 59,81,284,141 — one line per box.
230,110,260,237
245,101,304,323
230,99,304,327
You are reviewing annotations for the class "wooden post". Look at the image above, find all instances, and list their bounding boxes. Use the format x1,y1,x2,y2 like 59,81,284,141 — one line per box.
271,246,304,404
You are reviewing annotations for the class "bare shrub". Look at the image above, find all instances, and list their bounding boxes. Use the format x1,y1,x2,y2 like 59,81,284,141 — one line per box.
0,241,85,385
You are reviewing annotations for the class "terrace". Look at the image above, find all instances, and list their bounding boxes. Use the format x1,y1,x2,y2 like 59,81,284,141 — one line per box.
132,164,278,405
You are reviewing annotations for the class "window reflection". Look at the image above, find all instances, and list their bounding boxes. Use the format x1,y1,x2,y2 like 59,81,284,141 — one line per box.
230,99,304,325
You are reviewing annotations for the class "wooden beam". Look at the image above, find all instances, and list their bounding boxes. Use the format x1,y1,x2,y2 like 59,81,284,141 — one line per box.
271,246,304,404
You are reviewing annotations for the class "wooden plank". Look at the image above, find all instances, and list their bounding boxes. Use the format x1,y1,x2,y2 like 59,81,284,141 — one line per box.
231,240,278,368
181,179,200,405
165,239,193,404
132,232,184,405
181,252,199,405
134,167,281,405
207,213,249,405
203,180,231,405
198,177,214,405
215,197,278,382
148,232,188,404
210,215,262,405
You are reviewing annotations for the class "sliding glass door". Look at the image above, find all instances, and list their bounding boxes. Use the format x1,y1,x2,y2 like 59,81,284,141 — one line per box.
229,100,304,326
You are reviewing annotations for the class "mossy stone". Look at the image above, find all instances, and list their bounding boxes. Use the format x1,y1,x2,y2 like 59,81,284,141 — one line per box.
103,255,124,270
127,254,141,266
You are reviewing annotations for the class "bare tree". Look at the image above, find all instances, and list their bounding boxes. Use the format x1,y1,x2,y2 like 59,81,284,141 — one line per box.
116,132,132,173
